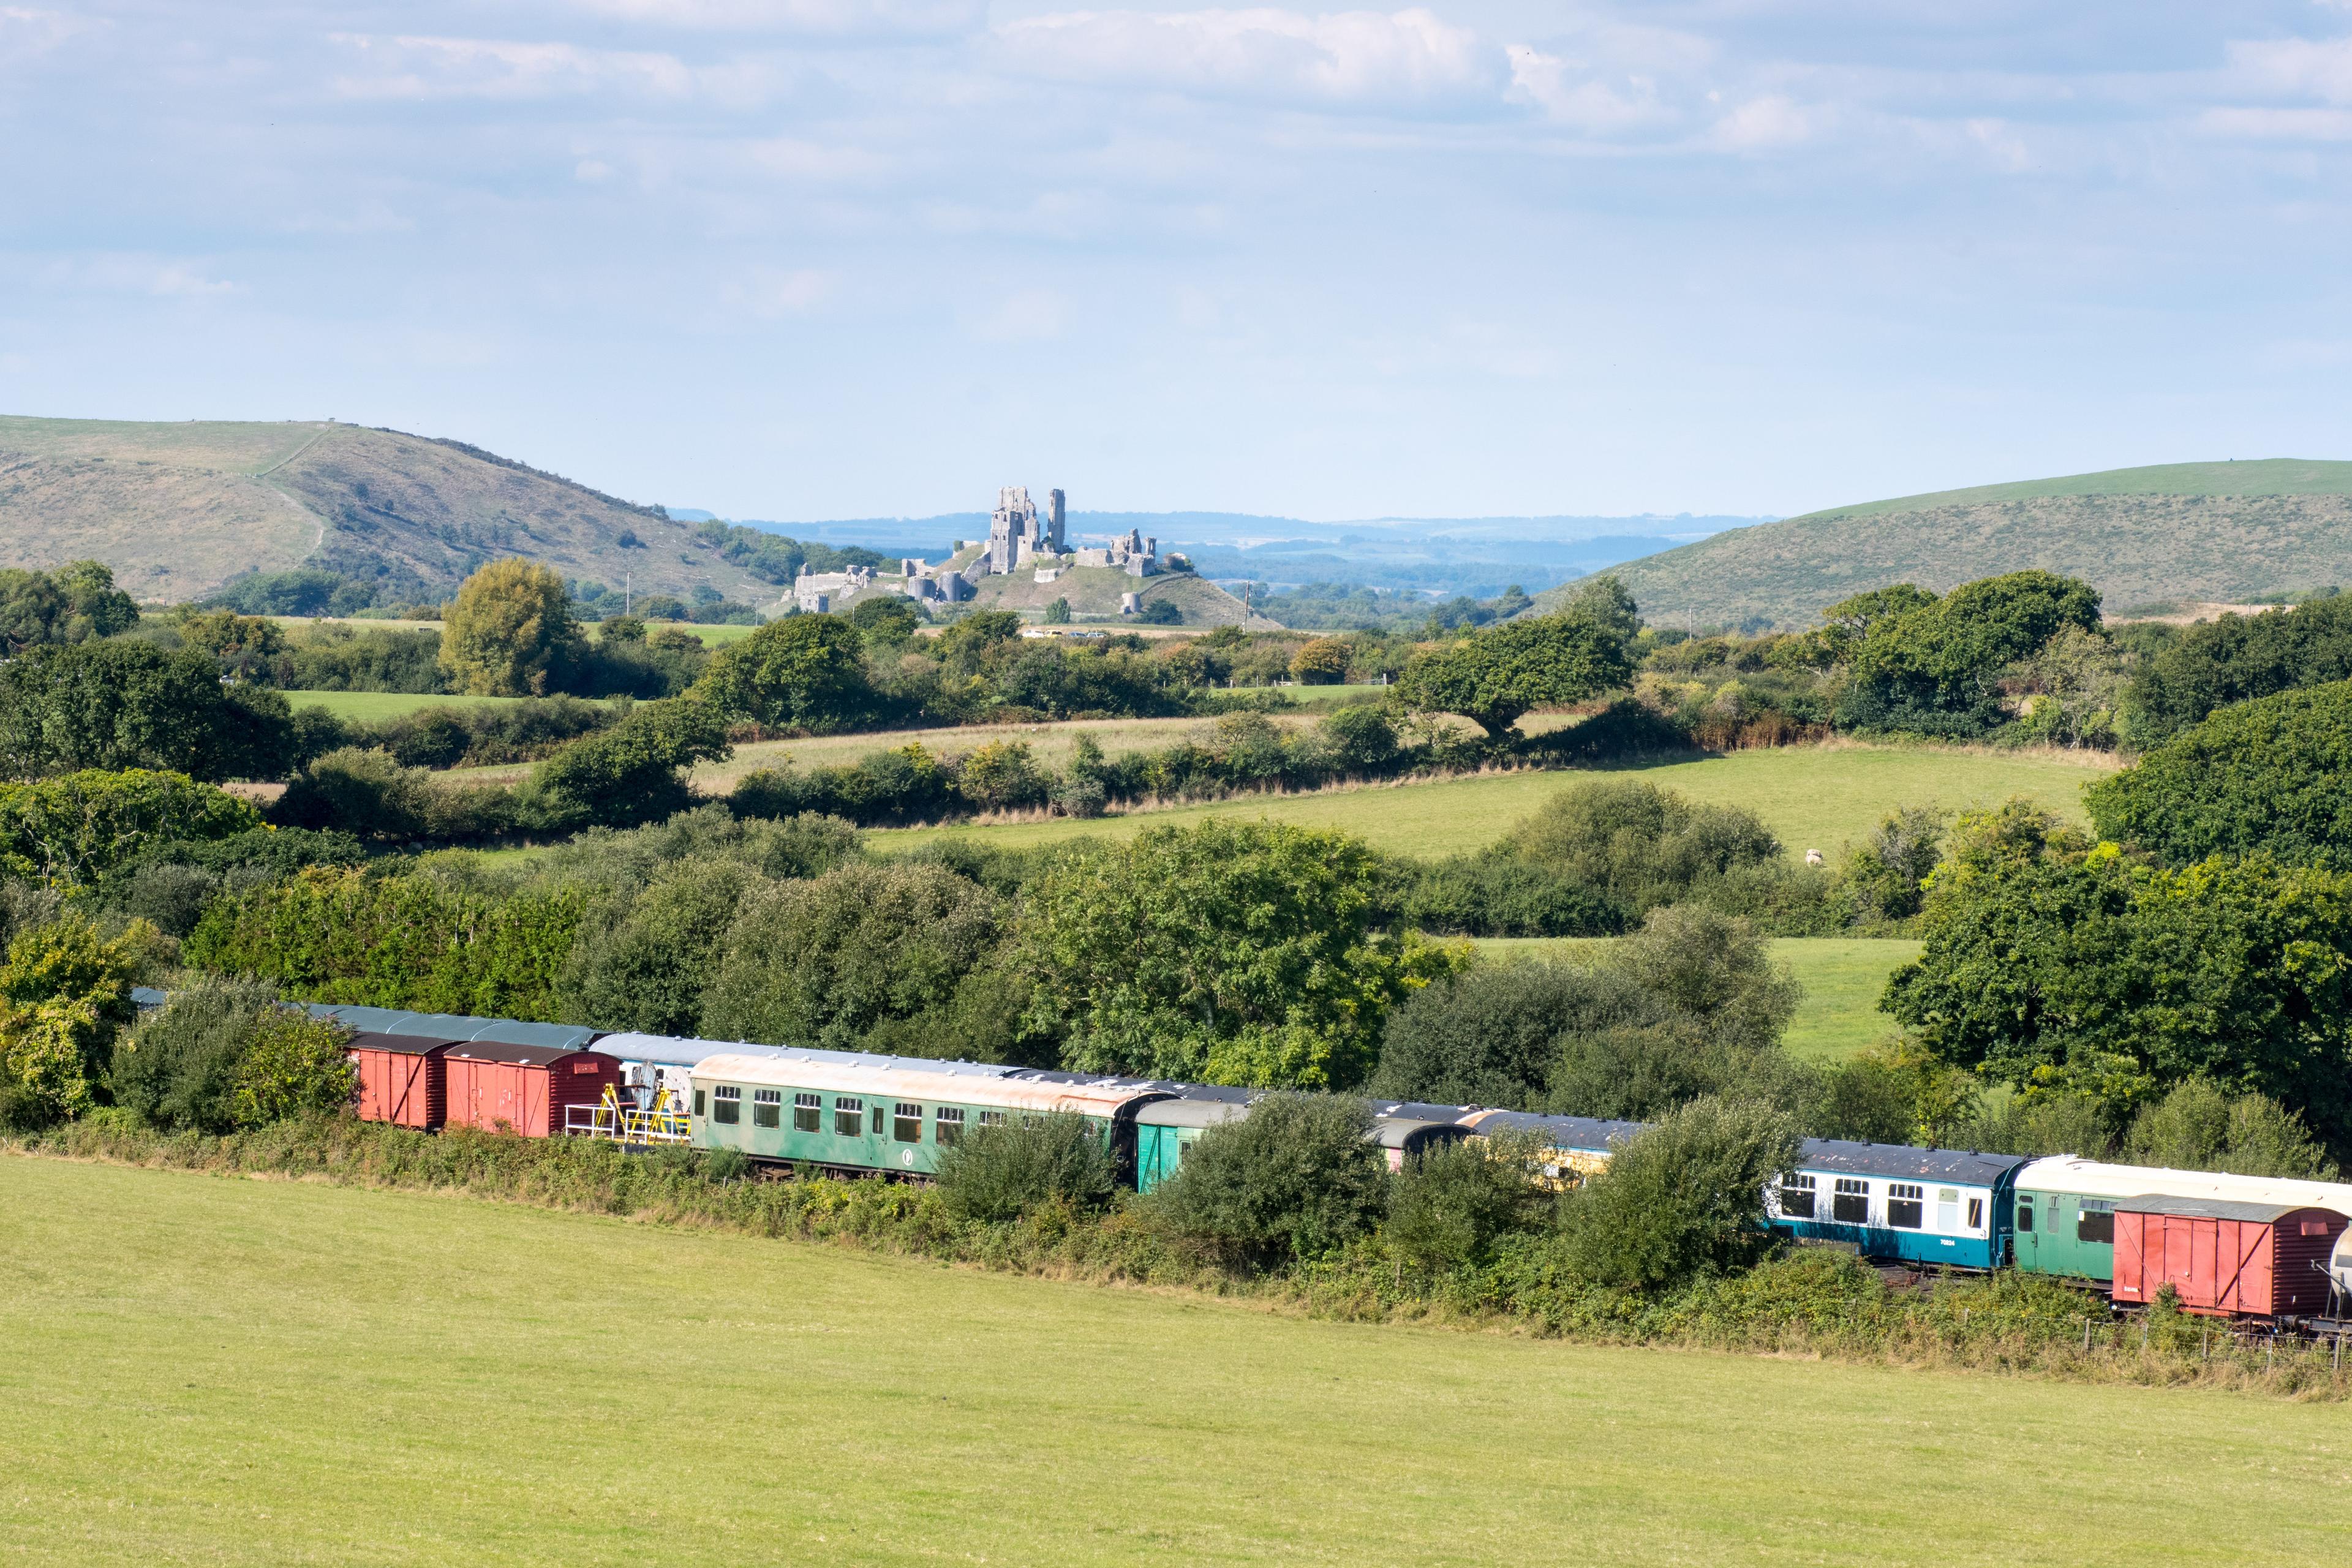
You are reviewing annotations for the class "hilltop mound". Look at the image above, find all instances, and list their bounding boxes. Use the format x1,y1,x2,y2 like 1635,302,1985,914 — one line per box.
962,564,1281,628
1554,459,2352,630
0,416,782,608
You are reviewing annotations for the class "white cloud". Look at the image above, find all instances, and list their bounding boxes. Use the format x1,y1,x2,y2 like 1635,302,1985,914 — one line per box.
2199,105,2352,141
43,255,238,296
329,34,778,103
745,137,893,182
0,6,98,55
993,8,1497,108
546,0,982,34
728,266,833,317
970,288,1068,342
1503,44,1674,135
1710,94,1821,151
2224,37,2352,105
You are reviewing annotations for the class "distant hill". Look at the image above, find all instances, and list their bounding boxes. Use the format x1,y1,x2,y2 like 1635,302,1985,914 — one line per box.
1551,459,2352,630
0,417,783,608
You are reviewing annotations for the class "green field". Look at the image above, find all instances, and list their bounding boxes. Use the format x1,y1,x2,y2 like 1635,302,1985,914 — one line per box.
1477,937,1919,1062
879,743,2116,862
4,1158,2342,1567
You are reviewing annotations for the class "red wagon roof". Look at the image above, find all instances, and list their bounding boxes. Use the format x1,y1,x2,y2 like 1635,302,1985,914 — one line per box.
442,1041,600,1068
347,1031,459,1057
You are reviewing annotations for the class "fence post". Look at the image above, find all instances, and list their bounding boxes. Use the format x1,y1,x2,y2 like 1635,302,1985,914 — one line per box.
2082,1318,2092,1352
2201,1324,2209,1360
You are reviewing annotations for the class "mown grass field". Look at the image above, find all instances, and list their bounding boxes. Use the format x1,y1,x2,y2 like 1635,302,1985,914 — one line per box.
1476,937,1920,1062
4,1158,2343,1567
880,743,2116,862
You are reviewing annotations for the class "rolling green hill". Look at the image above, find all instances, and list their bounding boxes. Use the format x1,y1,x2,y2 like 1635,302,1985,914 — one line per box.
0,416,784,608
1554,459,2352,630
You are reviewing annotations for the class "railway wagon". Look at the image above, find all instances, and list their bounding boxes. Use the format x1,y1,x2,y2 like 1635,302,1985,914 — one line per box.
1457,1110,1647,1188
2009,1159,2352,1284
1135,1098,1252,1193
443,1042,620,1137
347,1031,456,1130
1766,1141,2029,1269
688,1052,1174,1177
2111,1197,2348,1317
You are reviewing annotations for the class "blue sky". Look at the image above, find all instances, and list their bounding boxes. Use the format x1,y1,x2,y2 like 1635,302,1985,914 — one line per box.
5,2,2351,522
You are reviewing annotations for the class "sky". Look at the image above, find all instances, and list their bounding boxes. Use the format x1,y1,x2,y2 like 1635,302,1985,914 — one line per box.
5,3,2352,522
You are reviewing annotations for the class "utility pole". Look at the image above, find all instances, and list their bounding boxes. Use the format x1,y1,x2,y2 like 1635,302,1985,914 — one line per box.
625,571,632,615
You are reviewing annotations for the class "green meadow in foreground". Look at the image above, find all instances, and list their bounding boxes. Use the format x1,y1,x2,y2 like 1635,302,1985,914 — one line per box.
4,1158,2342,1567
1476,937,1921,1062
878,742,2116,861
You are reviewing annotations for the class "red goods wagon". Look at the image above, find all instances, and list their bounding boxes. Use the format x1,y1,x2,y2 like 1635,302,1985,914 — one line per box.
348,1031,456,1129
2111,1196,2348,1318
442,1042,619,1139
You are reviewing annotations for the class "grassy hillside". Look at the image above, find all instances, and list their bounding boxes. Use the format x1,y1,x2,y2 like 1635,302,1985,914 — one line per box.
955,564,1279,628
1557,458,2352,630
876,743,2116,861
8,1158,2341,1567
0,416,783,607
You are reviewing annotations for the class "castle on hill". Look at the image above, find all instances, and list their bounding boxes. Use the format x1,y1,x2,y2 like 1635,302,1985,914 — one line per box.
792,483,1158,612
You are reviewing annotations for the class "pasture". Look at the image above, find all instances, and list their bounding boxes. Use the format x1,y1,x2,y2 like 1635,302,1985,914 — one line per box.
1476,937,1920,1062
3,1157,2341,1567
879,743,2117,862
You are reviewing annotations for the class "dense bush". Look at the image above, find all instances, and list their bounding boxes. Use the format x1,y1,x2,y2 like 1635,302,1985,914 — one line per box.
0,560,138,654
1392,851,1621,937
273,747,513,842
2121,1079,2337,1179
0,770,260,886
562,860,764,1036
0,913,155,1125
232,1011,360,1126
1883,801,2352,1156
186,868,584,1020
1831,571,2103,738
111,977,288,1133
0,641,294,781
933,1110,1119,1224
292,697,617,770
1371,908,1803,1121
1153,1093,1390,1267
700,861,1005,1052
524,700,731,831
1555,1097,1798,1290
2086,680,2352,870
1506,778,1786,925
2124,596,2352,747
1384,1134,1554,1273
524,804,861,894
1020,820,1459,1088
693,615,882,733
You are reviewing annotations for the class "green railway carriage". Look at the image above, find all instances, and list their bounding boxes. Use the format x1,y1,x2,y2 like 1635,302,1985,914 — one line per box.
1134,1099,1253,1194
687,1052,1172,1178
2009,1157,2352,1283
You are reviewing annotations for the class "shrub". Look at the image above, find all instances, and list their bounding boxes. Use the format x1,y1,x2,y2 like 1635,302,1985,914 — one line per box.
1384,1134,1553,1273
1393,852,1621,938
2086,680,2352,870
1371,960,1643,1108
933,1110,1118,1223
0,641,293,781
524,700,731,831
186,869,583,1020
1838,806,1945,922
1554,1096,1798,1290
1152,1093,1389,1267
1393,605,1635,741
692,615,881,733
700,861,1004,1050
2123,596,2352,747
2122,1079,2337,1179
0,769,260,886
1507,778,1784,922
111,978,286,1133
232,1011,358,1126
1289,637,1352,684
1834,570,2103,738
562,860,764,1035
272,747,508,842
0,913,154,1122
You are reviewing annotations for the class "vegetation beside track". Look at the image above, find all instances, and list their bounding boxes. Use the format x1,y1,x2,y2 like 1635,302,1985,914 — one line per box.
14,1119,2347,1402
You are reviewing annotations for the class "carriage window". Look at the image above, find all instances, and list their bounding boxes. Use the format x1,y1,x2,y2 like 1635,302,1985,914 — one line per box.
1888,1183,1924,1229
1936,1188,1961,1232
2078,1198,2115,1245
871,1103,886,1135
894,1102,922,1142
1778,1174,1817,1219
694,1089,706,1118
834,1096,864,1137
2016,1196,2034,1232
1967,1197,1984,1231
712,1085,741,1126
1832,1177,1869,1224
752,1088,782,1129
978,1110,1006,1128
793,1092,821,1133
935,1106,965,1147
